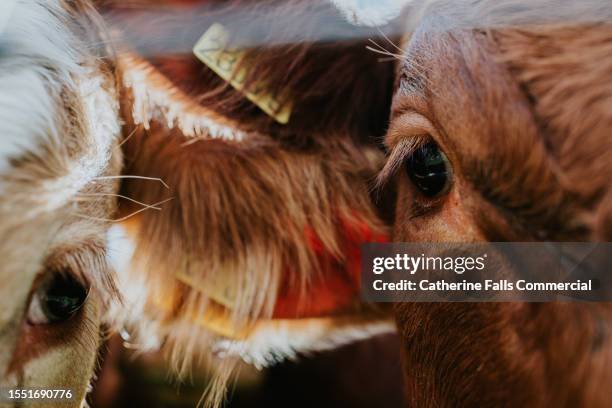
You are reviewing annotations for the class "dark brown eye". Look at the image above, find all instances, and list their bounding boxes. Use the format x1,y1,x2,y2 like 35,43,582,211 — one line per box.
405,141,452,197
27,272,89,324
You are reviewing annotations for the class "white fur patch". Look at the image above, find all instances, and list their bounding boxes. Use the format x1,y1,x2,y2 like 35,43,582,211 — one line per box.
0,1,121,213
0,0,79,174
106,224,161,351
0,68,58,173
41,70,120,211
0,0,17,35
331,0,412,26
213,318,396,369
121,55,246,140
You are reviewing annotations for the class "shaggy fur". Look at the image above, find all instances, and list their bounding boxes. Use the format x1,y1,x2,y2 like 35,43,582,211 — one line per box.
114,123,391,405
3,1,397,407
101,1,612,406
120,53,247,140
91,2,401,405
16,2,398,407
120,125,386,320
9,1,612,407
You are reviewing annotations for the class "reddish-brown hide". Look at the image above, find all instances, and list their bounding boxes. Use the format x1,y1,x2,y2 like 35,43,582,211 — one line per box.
387,6,612,406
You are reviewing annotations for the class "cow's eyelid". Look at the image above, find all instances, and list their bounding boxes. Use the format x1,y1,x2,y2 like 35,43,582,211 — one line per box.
378,110,440,187
377,135,430,188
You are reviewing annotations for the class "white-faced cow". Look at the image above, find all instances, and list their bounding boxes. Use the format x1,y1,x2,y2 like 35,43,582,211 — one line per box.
0,0,122,405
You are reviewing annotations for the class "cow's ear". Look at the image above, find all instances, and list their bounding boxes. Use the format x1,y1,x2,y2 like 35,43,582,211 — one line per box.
112,123,391,327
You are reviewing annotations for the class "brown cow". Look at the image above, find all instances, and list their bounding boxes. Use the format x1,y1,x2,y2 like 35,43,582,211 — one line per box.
384,1,612,406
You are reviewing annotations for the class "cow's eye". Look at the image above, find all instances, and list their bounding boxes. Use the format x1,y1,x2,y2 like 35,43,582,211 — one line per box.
405,141,452,197
27,272,89,324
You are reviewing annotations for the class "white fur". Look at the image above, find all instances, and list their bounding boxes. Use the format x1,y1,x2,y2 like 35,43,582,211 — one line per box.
106,224,161,351
331,0,412,26
0,1,121,214
0,0,17,35
0,68,58,173
0,0,79,174
41,70,120,212
213,318,397,370
122,58,246,141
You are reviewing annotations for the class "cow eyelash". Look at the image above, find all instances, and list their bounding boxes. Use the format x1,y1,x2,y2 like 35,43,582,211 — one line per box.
25,242,108,327
376,135,430,188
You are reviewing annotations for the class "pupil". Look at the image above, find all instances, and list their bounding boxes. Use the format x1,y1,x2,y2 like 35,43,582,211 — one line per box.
406,142,450,197
40,273,88,322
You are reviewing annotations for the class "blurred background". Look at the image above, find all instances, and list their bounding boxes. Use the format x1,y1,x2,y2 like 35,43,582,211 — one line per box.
91,334,405,407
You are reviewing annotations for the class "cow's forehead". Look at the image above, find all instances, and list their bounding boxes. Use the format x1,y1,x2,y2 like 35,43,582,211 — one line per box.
0,1,73,175
0,67,58,175
0,2,121,216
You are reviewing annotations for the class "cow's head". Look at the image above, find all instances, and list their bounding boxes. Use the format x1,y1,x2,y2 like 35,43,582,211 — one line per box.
381,0,612,405
0,1,121,404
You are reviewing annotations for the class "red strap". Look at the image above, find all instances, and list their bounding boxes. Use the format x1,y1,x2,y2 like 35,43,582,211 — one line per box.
273,214,388,318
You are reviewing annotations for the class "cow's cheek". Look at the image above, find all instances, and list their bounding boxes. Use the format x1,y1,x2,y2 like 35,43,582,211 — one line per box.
16,296,102,408
393,178,484,242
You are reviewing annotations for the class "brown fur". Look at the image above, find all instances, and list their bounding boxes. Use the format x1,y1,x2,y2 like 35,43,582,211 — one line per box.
118,123,386,330
98,2,398,404
384,1,612,406
86,1,612,407
3,1,398,407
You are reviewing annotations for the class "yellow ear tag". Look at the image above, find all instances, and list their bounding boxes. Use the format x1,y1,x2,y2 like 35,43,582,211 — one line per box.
176,268,238,311
193,23,292,124
151,294,250,339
